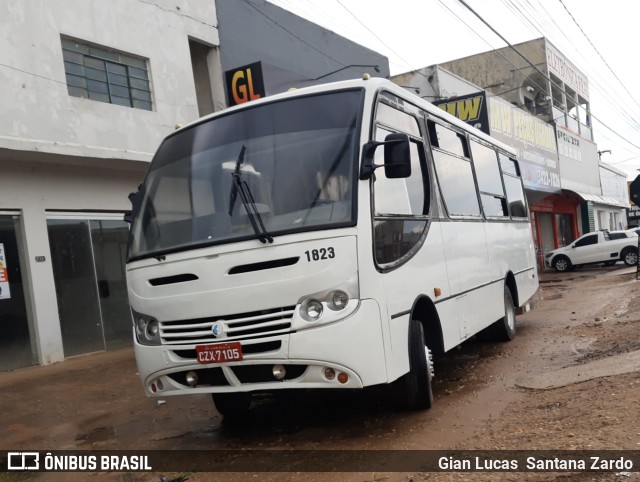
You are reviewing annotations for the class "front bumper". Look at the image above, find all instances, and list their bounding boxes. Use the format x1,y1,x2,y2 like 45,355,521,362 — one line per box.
135,299,387,397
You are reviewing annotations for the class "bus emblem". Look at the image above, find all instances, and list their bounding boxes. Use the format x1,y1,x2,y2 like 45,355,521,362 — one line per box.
212,322,224,338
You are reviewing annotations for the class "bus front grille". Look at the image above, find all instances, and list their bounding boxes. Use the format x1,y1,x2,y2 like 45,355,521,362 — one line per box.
160,306,296,344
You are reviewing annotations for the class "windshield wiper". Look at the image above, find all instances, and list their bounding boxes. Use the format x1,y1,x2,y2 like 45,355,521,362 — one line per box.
228,145,274,244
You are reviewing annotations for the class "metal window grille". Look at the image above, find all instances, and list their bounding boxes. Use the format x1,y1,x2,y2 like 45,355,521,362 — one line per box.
61,37,152,111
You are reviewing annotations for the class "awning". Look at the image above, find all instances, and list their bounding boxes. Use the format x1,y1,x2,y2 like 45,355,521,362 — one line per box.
568,191,628,208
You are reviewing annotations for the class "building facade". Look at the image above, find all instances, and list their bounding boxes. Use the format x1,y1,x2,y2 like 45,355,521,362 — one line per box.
0,0,389,371
392,38,627,268
0,0,223,371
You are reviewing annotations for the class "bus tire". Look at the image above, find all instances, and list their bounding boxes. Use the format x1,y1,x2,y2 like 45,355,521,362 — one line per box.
552,255,571,272
478,286,516,342
622,247,638,266
493,286,516,342
212,392,252,418
404,320,434,410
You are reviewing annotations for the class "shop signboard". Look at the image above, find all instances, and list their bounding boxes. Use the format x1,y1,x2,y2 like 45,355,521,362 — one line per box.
433,92,490,133
556,124,600,194
0,243,11,299
224,61,266,107
546,42,589,100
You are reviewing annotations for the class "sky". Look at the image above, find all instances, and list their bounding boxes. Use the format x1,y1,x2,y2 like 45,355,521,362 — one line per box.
268,0,640,180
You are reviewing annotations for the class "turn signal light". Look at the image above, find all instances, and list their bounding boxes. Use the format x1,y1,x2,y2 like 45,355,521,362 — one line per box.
337,372,349,384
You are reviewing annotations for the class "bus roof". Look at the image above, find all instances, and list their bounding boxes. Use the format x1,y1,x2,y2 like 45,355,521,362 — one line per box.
174,77,518,157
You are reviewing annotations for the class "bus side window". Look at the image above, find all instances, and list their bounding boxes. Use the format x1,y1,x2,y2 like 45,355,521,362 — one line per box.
373,127,426,216
470,140,508,218
429,121,480,217
373,100,429,266
499,154,527,218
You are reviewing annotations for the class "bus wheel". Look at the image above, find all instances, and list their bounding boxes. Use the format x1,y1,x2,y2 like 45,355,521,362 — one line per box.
478,286,516,342
493,286,516,341
212,392,252,418
404,320,434,410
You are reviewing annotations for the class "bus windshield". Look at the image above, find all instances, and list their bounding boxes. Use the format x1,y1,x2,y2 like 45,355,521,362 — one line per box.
129,89,363,260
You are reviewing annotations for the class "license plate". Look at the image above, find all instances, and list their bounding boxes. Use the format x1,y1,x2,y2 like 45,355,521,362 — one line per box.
196,342,243,364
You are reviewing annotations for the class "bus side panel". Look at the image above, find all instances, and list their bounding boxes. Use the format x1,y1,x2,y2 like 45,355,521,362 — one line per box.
485,221,512,280
509,222,538,306
440,220,493,338
380,223,460,382
485,220,538,306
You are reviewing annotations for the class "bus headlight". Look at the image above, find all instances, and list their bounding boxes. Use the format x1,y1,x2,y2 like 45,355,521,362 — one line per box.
293,276,359,328
133,312,161,346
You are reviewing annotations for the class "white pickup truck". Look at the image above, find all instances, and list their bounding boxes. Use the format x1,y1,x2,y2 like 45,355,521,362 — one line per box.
545,230,639,272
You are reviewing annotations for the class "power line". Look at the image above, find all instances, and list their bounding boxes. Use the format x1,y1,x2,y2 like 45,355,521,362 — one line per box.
454,0,640,152
502,0,640,142
334,0,415,72
507,0,640,139
557,0,640,112
242,0,347,69
0,62,67,86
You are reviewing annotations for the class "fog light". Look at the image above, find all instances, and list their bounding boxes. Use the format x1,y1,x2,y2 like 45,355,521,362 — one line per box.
185,371,198,387
272,364,286,380
337,372,349,384
324,368,336,380
156,379,164,391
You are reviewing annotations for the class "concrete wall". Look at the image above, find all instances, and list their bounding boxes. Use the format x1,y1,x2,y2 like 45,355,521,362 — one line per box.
0,0,220,366
392,66,480,104
600,163,631,208
0,0,220,164
439,38,547,106
215,0,389,97
1,159,146,365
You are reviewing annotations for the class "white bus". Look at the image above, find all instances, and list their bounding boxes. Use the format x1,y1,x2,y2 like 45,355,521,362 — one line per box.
126,77,538,416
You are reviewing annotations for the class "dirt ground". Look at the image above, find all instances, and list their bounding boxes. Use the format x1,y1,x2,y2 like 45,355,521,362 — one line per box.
1,265,640,482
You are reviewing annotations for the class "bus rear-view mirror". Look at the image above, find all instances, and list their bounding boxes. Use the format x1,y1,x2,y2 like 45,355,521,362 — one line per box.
384,133,411,179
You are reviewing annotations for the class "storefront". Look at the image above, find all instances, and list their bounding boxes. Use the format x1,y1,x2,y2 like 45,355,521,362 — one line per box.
0,158,144,369
529,194,581,269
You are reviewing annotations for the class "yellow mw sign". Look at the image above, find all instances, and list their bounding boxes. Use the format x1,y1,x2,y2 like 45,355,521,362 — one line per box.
224,61,266,106
437,96,484,122
434,93,489,133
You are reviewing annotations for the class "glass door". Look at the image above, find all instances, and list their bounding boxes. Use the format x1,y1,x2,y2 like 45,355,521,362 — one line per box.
47,216,131,357
0,215,36,370
90,220,132,350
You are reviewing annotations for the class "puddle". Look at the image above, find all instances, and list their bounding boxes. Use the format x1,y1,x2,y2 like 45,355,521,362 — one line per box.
516,349,640,389
75,426,116,445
